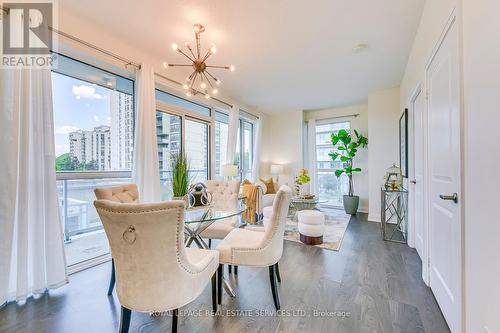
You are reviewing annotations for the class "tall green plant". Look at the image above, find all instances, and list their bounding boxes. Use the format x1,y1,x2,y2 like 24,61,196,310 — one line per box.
329,129,368,197
171,152,190,197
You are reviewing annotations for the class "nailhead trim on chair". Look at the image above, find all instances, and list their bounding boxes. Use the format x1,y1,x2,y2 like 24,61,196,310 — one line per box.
96,205,216,276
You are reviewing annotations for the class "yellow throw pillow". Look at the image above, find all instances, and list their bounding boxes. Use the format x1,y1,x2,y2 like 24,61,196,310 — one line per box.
260,178,276,194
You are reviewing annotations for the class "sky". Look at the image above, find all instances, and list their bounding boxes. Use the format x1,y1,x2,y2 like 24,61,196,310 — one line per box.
52,72,113,157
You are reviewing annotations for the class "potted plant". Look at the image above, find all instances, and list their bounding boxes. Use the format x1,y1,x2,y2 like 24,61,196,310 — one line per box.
295,169,311,197
171,152,190,205
329,129,368,215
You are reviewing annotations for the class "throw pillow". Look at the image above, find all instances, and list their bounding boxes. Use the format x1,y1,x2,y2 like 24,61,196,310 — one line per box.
260,178,276,194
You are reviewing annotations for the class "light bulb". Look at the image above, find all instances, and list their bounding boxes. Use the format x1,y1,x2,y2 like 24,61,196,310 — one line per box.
193,24,201,33
183,84,189,90
171,43,178,51
184,41,190,47
210,44,217,54
162,61,168,68
212,88,218,95
216,79,221,85
205,94,210,99
200,82,207,89
186,76,191,82
186,91,192,97
229,65,235,72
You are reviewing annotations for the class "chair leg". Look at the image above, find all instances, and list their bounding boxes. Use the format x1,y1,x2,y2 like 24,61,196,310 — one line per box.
268,265,281,310
119,306,131,333
172,309,178,333
108,258,115,296
208,239,212,248
211,272,217,313
234,265,238,275
228,265,232,274
275,262,281,283
217,264,223,305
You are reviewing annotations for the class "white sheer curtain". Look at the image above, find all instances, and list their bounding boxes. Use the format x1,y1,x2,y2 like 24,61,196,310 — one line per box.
0,68,68,305
251,117,262,182
307,119,318,195
132,63,161,202
226,104,239,165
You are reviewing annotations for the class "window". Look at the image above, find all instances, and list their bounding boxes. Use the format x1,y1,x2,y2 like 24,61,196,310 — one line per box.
236,118,255,180
52,53,135,270
315,121,350,207
156,90,211,198
156,112,182,200
185,118,209,183
214,111,229,180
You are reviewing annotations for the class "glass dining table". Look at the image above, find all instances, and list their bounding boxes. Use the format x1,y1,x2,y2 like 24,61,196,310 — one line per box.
183,206,245,297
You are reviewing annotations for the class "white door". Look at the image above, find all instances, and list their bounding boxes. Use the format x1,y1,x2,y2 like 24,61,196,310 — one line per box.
412,90,425,261
426,18,462,333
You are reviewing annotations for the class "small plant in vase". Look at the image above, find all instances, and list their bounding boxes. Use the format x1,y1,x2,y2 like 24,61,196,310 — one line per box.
295,169,311,197
329,129,368,214
171,152,190,206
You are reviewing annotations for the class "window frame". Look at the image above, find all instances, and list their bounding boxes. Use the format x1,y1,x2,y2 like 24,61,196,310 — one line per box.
155,99,213,183
53,52,136,181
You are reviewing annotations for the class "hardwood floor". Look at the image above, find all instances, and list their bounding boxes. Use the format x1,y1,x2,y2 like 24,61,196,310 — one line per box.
0,213,450,333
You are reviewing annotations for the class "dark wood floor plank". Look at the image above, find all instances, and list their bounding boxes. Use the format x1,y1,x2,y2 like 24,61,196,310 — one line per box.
0,213,450,333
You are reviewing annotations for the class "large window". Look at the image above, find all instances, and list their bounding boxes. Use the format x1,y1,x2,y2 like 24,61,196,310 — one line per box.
214,111,229,180
315,121,350,207
52,53,135,269
156,90,210,199
236,118,255,180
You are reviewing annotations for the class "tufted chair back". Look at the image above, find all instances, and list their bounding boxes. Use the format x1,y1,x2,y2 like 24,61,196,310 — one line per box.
94,183,139,203
206,180,240,211
261,185,292,263
94,199,217,312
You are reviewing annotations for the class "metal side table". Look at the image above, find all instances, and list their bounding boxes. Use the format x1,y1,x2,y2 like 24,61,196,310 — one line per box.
381,187,408,243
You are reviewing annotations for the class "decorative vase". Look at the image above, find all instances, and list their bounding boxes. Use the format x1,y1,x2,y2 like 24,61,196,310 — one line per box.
343,195,359,215
299,183,310,196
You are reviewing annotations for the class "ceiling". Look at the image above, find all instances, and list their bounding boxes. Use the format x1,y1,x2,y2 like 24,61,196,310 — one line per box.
60,0,425,113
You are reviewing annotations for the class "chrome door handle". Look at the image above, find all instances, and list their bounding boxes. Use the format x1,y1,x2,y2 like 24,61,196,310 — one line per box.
410,180,417,184
439,193,458,203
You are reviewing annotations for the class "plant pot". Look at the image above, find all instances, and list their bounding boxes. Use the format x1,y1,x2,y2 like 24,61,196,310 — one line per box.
172,195,189,208
343,195,359,215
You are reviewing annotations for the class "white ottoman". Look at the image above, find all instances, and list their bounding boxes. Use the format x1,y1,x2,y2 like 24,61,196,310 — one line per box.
297,210,325,245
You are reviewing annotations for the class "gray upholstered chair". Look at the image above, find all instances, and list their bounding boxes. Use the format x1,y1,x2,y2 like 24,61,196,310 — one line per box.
215,186,292,309
94,183,140,296
94,199,219,333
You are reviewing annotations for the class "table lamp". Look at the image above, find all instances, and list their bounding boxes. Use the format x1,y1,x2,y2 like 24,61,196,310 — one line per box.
222,164,238,180
270,164,284,182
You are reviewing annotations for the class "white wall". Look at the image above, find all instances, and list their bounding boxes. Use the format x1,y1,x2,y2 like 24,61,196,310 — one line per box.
304,104,369,213
367,87,401,222
260,111,303,185
462,1,500,332
400,0,457,106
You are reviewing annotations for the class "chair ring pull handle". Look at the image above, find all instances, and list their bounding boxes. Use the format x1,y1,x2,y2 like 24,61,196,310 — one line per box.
123,225,136,244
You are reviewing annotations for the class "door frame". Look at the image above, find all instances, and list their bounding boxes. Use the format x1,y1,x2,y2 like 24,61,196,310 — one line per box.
408,81,430,285
423,8,464,332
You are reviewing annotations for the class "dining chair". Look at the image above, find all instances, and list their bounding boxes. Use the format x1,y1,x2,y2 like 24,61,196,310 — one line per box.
199,180,239,249
215,186,292,309
94,199,219,333
200,180,241,274
94,183,139,296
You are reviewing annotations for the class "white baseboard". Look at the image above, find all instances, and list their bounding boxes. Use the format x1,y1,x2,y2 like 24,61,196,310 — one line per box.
367,214,381,222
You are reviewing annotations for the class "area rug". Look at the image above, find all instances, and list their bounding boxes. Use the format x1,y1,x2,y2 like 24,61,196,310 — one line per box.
284,209,351,251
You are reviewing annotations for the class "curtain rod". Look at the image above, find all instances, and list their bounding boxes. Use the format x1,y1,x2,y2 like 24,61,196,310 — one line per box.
314,113,359,120
49,26,235,109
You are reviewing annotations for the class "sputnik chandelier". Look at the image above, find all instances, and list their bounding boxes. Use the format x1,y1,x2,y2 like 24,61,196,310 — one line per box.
164,24,234,99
